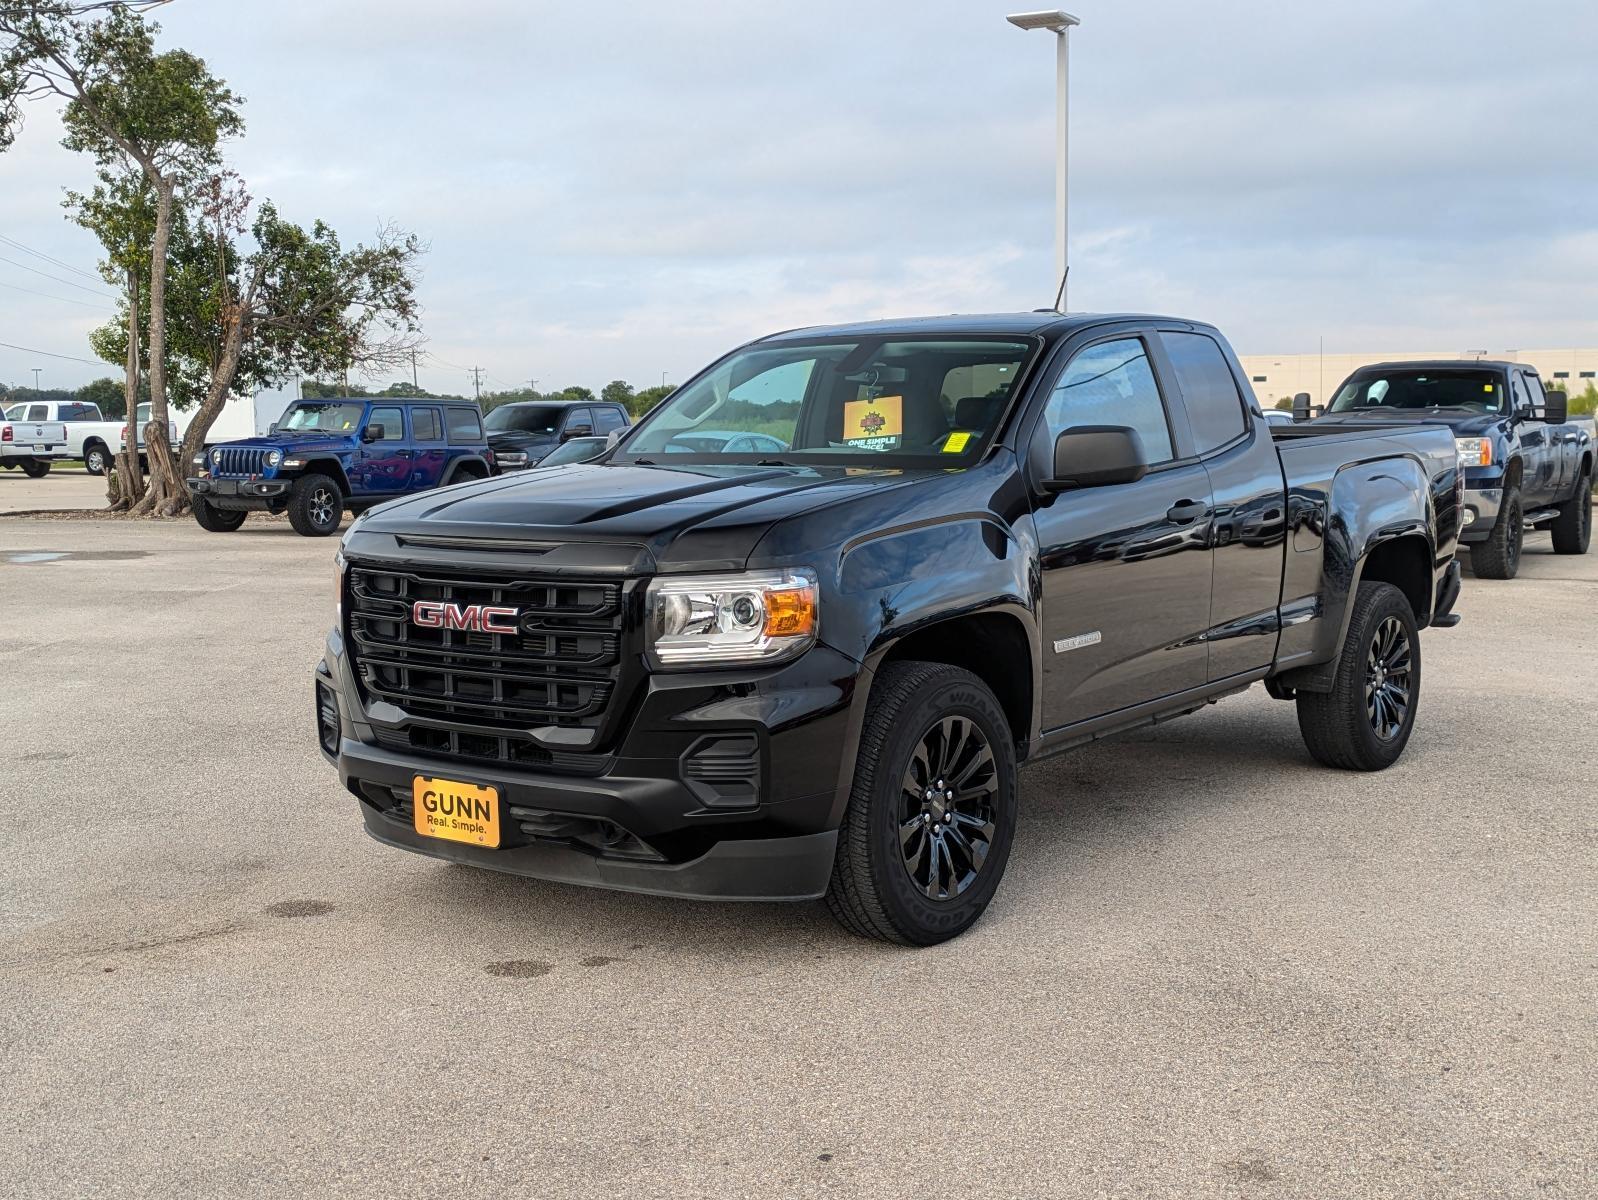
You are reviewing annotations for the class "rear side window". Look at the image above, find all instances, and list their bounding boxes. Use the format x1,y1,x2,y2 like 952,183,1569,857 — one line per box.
411,407,442,441
446,407,484,443
1162,332,1248,454
1045,337,1175,464
369,406,405,441
594,406,627,434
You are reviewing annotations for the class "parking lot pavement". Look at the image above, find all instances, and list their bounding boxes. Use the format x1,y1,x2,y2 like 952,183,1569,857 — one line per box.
0,467,106,513
1,517,1593,1200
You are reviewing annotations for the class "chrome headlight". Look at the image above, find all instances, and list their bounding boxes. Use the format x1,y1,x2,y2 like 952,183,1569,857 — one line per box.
1455,437,1492,467
646,568,818,668
210,448,223,465
265,449,283,467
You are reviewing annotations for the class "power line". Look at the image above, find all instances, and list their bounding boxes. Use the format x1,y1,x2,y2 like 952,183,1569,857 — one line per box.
0,279,116,311
0,339,110,368
0,232,106,285
0,252,116,298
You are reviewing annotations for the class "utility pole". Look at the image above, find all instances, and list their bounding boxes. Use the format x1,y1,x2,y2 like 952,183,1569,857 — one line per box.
470,367,483,401
529,378,539,395
411,349,419,390
32,367,42,392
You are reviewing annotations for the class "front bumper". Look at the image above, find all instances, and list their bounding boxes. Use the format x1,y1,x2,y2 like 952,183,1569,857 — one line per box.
188,476,291,509
1459,485,1502,544
317,627,857,902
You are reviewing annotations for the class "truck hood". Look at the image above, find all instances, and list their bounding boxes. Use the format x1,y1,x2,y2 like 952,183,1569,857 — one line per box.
353,461,934,571
219,432,357,454
1311,410,1507,437
486,430,556,453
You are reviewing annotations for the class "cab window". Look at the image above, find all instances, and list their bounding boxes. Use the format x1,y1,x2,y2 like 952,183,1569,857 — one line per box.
1045,338,1175,465
446,407,484,443
1162,332,1247,454
368,406,405,441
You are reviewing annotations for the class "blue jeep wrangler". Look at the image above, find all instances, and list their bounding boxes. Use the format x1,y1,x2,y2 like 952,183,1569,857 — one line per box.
186,397,494,537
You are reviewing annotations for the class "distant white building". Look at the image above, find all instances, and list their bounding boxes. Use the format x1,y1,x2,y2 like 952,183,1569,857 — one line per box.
1239,349,1598,407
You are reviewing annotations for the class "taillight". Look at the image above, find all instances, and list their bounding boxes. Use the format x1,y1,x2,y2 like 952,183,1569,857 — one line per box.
2,426,11,442
120,424,128,441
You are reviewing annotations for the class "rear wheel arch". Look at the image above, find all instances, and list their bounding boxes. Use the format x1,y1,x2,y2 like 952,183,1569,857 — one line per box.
443,455,491,484
1356,533,1433,625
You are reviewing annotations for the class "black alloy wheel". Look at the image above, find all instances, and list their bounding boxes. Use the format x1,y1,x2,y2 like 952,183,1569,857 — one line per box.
1365,615,1413,741
898,715,999,901
826,661,1018,945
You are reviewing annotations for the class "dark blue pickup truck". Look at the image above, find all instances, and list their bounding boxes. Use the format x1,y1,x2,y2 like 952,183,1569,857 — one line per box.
1310,361,1593,578
187,397,494,536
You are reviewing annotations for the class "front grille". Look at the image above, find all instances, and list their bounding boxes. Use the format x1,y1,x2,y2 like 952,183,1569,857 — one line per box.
214,446,271,476
346,562,626,766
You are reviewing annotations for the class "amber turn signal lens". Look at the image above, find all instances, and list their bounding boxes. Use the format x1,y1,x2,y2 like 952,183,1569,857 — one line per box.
764,585,817,638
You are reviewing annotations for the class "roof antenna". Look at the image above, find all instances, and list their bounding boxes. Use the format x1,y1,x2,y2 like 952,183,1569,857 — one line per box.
1052,266,1069,314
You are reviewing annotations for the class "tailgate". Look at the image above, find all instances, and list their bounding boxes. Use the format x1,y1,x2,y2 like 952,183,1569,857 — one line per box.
4,421,68,448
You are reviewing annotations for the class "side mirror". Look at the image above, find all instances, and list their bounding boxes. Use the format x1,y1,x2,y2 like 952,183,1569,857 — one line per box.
362,423,384,443
562,425,593,441
605,429,624,448
268,421,279,435
1543,390,1568,424
1291,392,1318,422
1044,425,1148,491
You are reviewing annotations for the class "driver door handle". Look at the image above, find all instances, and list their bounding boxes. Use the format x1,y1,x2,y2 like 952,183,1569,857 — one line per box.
1166,499,1209,524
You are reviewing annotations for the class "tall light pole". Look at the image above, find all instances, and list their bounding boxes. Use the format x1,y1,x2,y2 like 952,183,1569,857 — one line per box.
32,367,42,392
1007,10,1080,311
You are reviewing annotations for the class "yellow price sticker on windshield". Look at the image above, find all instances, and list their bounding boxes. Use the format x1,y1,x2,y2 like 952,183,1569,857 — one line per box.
843,396,902,450
942,431,973,454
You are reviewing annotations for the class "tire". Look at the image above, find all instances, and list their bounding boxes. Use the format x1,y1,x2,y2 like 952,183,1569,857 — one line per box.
287,473,343,537
191,496,247,532
1295,581,1420,771
1550,467,1592,555
1469,486,1522,579
83,443,111,476
825,662,1018,946
19,459,50,479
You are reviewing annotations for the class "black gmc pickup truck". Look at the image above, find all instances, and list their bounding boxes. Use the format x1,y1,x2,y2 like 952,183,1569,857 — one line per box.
317,313,1462,945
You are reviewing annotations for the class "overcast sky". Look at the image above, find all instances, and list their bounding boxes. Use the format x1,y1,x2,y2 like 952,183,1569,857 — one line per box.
3,0,1595,395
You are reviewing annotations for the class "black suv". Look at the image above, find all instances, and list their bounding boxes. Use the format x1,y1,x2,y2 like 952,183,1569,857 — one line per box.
484,399,630,471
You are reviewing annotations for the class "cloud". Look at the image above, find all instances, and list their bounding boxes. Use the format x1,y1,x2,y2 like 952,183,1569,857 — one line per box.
2,0,1594,394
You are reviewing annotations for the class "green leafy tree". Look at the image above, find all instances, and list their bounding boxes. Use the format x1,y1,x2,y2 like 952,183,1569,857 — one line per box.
600,379,634,409
629,383,673,417
559,385,595,403
3,1,243,511
77,375,127,418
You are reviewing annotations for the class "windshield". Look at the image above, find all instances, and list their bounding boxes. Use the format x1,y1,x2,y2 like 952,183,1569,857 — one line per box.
280,401,366,432
1329,369,1505,414
541,436,608,466
4,404,23,420
619,336,1037,465
484,404,563,435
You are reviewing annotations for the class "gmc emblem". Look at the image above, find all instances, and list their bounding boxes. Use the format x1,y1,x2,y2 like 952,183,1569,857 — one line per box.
411,600,520,634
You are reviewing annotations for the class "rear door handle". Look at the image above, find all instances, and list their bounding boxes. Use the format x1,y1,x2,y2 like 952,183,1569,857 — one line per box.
1166,499,1209,524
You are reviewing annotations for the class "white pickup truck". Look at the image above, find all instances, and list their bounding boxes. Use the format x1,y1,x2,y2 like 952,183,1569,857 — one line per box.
4,399,124,475
0,409,69,478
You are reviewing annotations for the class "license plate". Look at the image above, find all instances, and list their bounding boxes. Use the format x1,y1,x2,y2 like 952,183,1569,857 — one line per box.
412,776,500,848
